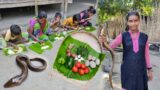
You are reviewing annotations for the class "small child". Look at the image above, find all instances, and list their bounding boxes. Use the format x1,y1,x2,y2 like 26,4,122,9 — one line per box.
50,12,62,32
62,14,81,30
2,24,27,49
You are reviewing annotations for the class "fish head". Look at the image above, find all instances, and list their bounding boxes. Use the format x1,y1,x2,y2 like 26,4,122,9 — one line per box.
4,75,22,88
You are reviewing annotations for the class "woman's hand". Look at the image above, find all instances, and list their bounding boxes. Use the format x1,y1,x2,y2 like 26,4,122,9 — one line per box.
98,35,105,44
148,69,153,81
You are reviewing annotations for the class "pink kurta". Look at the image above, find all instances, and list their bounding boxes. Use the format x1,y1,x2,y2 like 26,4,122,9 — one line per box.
110,30,151,69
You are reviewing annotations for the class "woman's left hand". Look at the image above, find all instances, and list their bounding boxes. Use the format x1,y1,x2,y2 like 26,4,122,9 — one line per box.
98,35,105,44
148,69,153,81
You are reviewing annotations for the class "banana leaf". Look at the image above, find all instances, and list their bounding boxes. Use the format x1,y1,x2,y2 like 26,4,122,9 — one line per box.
3,44,27,56
48,33,65,42
53,36,106,81
29,41,53,54
84,26,96,32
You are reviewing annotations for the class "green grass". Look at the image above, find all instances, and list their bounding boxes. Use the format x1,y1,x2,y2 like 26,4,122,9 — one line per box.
53,36,106,81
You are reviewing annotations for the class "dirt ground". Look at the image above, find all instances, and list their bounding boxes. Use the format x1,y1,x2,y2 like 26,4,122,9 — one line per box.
0,0,160,90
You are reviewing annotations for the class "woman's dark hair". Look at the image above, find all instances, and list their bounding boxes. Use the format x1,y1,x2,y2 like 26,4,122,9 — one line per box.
125,11,140,31
10,24,22,35
55,12,62,18
87,6,96,14
38,11,47,19
73,14,81,22
126,11,140,21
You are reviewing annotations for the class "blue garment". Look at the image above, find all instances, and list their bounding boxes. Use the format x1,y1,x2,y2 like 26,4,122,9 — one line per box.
121,32,148,90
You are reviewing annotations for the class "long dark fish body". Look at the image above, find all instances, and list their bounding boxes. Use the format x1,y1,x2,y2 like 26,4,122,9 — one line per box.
99,23,115,89
103,41,115,89
4,55,47,88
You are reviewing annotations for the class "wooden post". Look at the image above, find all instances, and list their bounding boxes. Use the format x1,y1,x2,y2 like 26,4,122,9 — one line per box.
64,0,68,18
61,0,65,19
64,0,68,19
0,13,2,20
95,0,99,9
61,0,68,19
35,0,38,16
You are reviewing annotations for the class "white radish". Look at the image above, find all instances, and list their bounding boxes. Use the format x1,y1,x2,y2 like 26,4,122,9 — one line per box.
85,60,90,66
95,59,100,65
90,61,96,68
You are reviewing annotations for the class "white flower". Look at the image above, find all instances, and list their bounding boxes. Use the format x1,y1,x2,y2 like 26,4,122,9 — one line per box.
80,57,84,61
78,55,81,58
74,55,84,62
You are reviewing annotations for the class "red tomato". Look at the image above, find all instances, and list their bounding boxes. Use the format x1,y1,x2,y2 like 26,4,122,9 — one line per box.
79,69,84,75
72,66,78,72
84,68,89,74
75,62,81,68
81,64,86,69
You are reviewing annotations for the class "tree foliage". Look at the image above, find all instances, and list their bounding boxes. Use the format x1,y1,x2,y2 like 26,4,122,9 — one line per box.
98,0,156,24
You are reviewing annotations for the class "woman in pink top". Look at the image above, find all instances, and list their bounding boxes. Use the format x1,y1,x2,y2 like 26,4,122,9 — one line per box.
100,11,153,90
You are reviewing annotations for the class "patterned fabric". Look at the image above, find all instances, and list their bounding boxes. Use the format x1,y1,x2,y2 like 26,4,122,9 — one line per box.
29,17,50,41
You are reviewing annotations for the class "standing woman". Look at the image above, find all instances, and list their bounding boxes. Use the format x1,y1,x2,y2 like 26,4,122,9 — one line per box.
100,11,153,90
79,6,96,26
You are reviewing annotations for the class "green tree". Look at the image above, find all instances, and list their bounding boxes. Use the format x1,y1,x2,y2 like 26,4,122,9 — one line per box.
98,0,155,24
